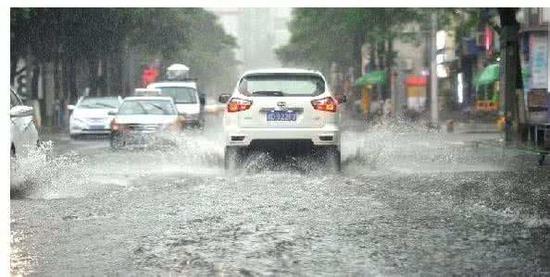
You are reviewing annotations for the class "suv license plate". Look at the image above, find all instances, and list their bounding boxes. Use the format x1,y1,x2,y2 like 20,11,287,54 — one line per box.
267,111,297,121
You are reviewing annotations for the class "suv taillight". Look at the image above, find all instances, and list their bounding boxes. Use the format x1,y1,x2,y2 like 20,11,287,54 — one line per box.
227,98,252,113
311,97,337,112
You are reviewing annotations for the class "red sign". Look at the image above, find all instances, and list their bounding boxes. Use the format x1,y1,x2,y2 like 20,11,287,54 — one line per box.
405,76,427,87
484,26,493,52
142,68,159,87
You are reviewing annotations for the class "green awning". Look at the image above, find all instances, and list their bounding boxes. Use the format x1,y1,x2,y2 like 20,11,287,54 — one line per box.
354,70,387,87
475,64,500,88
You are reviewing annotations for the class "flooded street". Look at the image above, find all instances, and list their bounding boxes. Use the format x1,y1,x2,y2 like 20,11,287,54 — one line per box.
10,117,550,275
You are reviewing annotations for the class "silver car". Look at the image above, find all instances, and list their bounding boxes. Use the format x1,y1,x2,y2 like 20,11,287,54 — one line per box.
109,96,184,149
68,96,123,139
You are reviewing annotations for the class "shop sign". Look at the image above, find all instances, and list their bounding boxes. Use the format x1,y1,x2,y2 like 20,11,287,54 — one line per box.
529,33,548,90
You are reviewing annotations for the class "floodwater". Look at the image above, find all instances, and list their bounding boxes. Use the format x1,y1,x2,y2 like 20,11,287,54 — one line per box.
10,116,550,275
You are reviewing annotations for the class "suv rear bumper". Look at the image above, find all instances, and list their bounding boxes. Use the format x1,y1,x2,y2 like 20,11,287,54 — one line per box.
224,124,340,147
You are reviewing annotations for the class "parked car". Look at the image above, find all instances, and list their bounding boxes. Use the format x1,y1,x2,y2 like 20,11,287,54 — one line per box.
219,68,345,171
10,89,39,160
147,81,205,128
68,96,123,139
109,96,184,149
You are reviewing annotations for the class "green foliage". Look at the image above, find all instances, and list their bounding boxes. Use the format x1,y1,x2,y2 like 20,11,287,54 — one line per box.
276,8,470,77
276,9,356,73
10,8,238,93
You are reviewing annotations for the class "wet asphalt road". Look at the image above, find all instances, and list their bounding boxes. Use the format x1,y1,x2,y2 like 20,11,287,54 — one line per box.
10,118,550,275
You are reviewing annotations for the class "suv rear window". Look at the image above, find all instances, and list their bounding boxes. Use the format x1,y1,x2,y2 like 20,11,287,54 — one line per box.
239,74,325,97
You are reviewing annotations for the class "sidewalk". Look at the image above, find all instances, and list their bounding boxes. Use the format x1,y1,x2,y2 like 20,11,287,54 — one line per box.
453,122,501,134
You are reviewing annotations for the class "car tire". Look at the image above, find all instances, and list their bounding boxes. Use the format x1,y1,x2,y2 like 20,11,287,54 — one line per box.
224,146,244,170
10,144,17,175
324,146,341,173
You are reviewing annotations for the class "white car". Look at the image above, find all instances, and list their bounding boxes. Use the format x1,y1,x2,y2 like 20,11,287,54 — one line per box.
147,81,205,128
219,68,345,171
109,96,183,149
68,96,122,138
10,89,39,160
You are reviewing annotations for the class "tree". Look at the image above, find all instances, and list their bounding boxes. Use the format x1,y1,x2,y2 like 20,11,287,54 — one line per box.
10,8,238,126
277,9,427,92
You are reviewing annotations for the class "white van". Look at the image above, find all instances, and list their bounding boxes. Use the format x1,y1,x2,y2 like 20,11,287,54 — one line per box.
147,81,205,128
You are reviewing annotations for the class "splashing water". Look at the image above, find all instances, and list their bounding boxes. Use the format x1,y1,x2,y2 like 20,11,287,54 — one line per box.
341,120,506,175
10,140,90,199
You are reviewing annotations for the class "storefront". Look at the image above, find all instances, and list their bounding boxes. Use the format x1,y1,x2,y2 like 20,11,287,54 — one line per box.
519,23,549,151
354,70,387,116
474,63,500,113
404,75,427,112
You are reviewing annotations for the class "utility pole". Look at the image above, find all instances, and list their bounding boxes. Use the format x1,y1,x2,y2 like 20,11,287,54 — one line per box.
498,8,520,145
430,12,439,128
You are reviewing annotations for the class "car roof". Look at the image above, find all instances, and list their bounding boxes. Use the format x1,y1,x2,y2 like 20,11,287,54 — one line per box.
123,96,174,102
241,68,323,76
148,82,197,89
81,96,121,99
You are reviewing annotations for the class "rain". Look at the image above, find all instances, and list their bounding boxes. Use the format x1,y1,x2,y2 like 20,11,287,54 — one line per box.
9,7,550,276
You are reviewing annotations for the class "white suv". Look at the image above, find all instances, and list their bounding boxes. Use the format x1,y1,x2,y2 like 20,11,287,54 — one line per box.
219,68,344,171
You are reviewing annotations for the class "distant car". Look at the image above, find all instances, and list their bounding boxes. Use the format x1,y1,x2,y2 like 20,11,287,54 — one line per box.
220,68,344,171
68,96,123,139
109,96,184,149
147,81,205,128
10,89,39,160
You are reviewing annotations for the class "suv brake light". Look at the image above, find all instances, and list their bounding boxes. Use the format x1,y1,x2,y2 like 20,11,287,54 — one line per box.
227,98,252,113
311,97,337,112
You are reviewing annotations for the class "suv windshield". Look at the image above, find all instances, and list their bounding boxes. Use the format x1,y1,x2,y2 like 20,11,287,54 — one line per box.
239,74,325,97
78,97,120,109
118,100,176,115
156,87,197,104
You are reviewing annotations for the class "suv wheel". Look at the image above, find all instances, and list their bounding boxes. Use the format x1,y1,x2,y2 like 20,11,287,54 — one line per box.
10,144,17,175
323,146,341,172
224,146,244,170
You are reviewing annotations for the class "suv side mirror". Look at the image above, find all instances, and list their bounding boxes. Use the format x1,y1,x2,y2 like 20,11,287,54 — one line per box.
67,104,76,111
336,95,347,104
218,94,231,103
199,93,206,105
